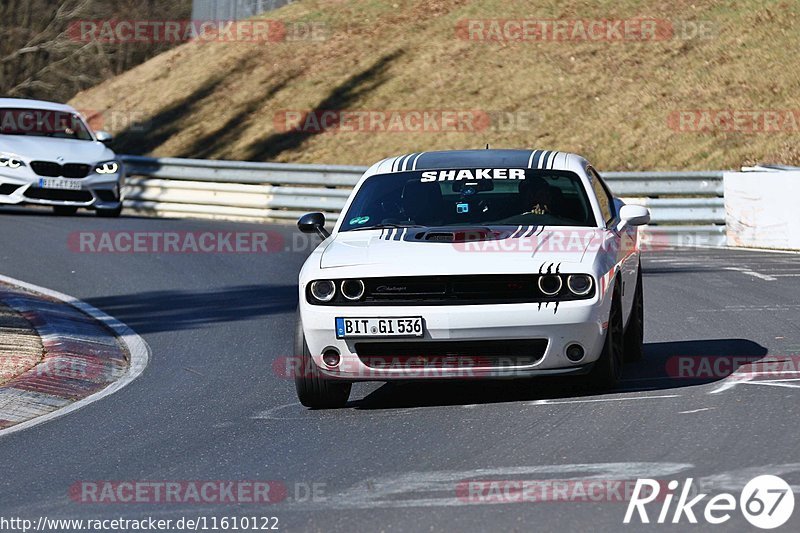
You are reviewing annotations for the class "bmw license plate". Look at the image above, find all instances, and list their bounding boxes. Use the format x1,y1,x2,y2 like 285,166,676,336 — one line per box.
336,317,423,339
39,178,81,190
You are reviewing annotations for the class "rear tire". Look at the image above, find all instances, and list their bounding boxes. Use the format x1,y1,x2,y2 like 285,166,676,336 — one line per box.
623,263,645,362
586,279,624,390
294,316,351,409
52,206,78,216
96,205,122,218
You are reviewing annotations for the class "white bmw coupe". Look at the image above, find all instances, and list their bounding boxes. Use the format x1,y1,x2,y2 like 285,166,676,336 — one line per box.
0,98,124,217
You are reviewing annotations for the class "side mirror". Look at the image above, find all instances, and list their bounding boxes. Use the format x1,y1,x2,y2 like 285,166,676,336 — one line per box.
298,212,330,239
618,204,651,229
95,131,113,144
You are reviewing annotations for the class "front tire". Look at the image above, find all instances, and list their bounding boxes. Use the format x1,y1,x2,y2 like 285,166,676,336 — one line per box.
586,279,624,390
623,263,644,362
294,317,351,409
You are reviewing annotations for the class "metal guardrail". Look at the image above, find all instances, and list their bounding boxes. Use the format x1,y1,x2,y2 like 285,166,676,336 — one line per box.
120,156,727,245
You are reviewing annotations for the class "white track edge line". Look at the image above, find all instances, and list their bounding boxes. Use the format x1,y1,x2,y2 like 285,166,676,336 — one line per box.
0,273,151,438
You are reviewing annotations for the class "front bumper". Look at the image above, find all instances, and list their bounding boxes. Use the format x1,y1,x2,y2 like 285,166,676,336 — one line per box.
0,171,123,209
299,296,611,381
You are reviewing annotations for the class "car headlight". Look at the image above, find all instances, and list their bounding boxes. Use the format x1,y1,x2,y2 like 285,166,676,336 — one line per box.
538,274,563,297
94,161,120,174
341,279,365,301
309,280,336,302
0,155,25,169
567,274,594,296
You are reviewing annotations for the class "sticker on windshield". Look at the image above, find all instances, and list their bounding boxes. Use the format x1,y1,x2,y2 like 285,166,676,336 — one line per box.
420,168,525,182
349,216,370,225
456,203,469,214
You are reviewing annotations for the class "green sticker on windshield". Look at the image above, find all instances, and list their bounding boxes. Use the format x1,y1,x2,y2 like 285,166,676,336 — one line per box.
349,216,370,225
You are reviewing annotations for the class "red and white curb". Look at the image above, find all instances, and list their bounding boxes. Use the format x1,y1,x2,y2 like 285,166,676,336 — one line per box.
0,274,150,438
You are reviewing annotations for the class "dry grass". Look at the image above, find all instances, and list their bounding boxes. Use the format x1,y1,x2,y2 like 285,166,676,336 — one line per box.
70,0,800,170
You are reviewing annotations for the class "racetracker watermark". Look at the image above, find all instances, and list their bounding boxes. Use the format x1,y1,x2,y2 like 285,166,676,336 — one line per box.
68,481,327,505
0,109,84,136
69,481,287,504
457,479,668,503
78,108,151,133
273,355,547,380
456,19,716,42
666,355,800,380
668,110,800,134
68,20,326,43
274,110,493,134
68,231,284,254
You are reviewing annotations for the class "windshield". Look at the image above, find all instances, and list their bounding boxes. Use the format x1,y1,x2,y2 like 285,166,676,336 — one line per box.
0,108,94,141
340,168,596,231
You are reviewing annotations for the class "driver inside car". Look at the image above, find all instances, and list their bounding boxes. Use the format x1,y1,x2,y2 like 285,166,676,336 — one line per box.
519,177,560,216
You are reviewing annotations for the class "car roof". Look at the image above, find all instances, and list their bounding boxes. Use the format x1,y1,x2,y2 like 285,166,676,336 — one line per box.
0,98,79,114
366,149,588,175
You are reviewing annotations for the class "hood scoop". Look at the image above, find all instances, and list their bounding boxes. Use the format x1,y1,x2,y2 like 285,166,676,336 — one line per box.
416,227,504,243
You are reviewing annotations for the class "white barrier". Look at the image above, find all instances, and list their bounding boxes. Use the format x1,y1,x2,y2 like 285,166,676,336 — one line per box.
724,170,800,250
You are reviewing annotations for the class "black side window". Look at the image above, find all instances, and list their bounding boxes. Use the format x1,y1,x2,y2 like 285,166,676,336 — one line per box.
587,167,615,226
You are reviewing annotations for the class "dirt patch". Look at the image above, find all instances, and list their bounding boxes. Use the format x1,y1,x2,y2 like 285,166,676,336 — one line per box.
0,304,44,385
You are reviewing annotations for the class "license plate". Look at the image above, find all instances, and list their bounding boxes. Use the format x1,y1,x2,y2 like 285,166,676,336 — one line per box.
39,178,82,190
336,317,423,339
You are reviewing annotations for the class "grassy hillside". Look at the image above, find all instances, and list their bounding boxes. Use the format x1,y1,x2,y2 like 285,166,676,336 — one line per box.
70,0,800,170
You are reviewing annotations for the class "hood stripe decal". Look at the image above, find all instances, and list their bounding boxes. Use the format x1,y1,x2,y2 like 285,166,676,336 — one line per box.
546,151,558,169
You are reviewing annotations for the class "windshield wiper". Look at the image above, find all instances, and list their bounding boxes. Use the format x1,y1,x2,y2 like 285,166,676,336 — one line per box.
350,223,424,232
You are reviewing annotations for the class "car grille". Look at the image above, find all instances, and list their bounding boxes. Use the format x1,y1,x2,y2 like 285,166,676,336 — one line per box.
355,339,547,369
30,161,91,179
337,275,585,305
24,187,93,202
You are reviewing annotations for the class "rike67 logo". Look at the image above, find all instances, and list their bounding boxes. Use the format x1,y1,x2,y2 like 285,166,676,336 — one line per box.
624,475,795,529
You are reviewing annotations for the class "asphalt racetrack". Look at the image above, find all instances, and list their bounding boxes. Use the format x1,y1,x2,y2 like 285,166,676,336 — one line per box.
0,207,799,531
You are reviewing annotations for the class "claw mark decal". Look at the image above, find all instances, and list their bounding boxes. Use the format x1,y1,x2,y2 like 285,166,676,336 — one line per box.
554,302,560,314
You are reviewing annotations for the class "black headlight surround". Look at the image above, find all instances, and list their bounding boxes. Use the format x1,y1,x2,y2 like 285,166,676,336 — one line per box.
306,275,595,305
309,280,336,302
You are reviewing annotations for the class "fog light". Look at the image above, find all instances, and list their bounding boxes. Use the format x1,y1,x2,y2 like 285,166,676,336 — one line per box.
566,344,585,363
341,279,365,301
538,274,562,296
322,348,341,367
310,280,335,302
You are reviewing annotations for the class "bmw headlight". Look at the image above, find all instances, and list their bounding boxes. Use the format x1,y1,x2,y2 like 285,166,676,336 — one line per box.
94,161,120,174
0,154,25,169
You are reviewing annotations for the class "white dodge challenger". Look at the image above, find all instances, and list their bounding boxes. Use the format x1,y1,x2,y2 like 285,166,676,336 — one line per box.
0,98,124,217
295,149,650,408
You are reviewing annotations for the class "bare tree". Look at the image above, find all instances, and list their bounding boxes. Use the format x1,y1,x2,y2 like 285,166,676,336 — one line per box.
0,0,191,102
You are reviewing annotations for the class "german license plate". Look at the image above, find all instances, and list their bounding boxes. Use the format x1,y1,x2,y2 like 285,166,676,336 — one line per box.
335,317,423,339
39,178,81,190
